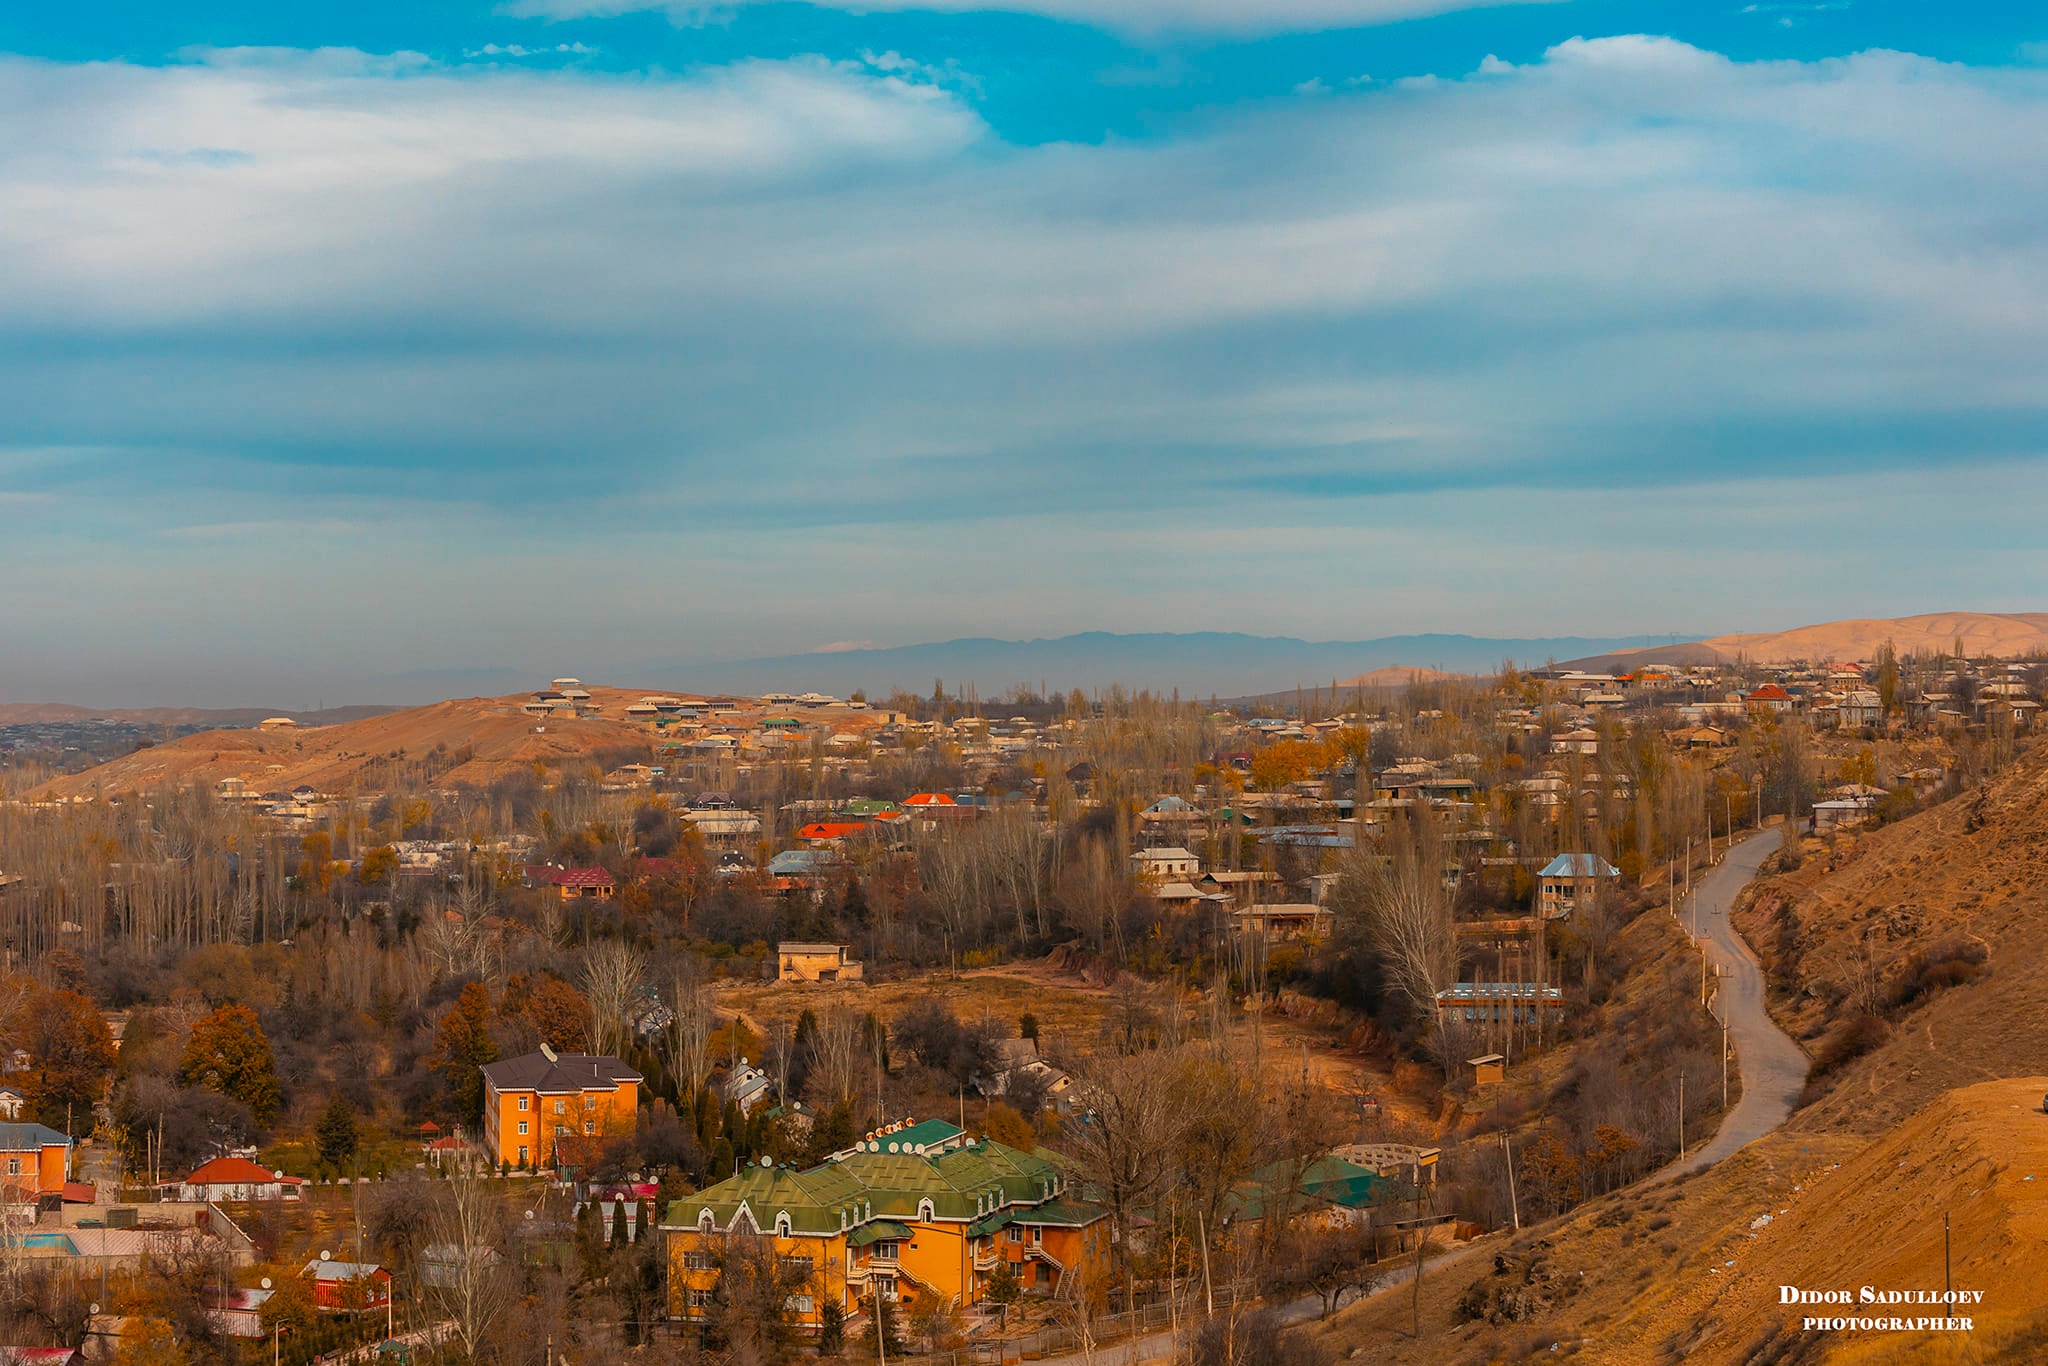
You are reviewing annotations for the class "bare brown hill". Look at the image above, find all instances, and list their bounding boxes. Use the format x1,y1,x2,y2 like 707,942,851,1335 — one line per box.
1730,743,2048,1139
1315,1078,2048,1364
24,688,872,800
1578,612,2048,672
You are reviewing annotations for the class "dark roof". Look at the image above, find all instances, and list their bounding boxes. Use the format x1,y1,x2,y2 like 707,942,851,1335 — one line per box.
0,1122,71,1151
482,1048,641,1094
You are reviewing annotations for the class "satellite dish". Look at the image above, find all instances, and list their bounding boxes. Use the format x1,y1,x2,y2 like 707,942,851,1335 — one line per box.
261,1278,272,1291
320,1249,332,1262
89,1302,100,1315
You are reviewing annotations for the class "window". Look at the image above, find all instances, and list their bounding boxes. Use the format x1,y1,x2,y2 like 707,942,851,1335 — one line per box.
4,1159,16,1177
780,1255,813,1276
1006,1227,1022,1243
1036,1264,1052,1285
517,1122,529,1136
517,1096,529,1112
686,1288,715,1308
556,1125,567,1137
1030,1228,1043,1245
518,1146,529,1164
871,1242,899,1263
554,1099,566,1115
583,1121,594,1135
785,1294,815,1315
683,1251,715,1271
584,1094,596,1110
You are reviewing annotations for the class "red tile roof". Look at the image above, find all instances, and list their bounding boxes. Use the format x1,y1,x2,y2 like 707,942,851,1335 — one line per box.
1747,684,1794,701
798,821,870,841
903,793,956,807
180,1157,304,1187
525,865,616,888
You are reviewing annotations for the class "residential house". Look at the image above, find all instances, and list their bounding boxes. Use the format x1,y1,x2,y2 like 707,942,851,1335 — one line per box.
481,1044,642,1169
1536,853,1621,921
662,1119,1110,1331
1131,847,1200,881
722,1058,774,1116
1746,683,1797,715
300,1260,392,1313
522,865,617,901
1433,982,1566,1027
0,1124,70,1199
777,943,863,983
1232,904,1334,941
163,1157,305,1203
1548,729,1599,756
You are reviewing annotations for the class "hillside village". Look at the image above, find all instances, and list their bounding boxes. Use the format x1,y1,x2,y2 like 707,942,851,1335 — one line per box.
0,634,2040,1363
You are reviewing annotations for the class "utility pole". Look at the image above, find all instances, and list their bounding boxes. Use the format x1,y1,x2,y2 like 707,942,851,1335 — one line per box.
1678,1073,1686,1155
1502,1131,1520,1232
1722,1017,1729,1111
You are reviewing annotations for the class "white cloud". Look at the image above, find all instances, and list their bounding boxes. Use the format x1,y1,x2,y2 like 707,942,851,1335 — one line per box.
499,0,1564,38
4,37,2048,680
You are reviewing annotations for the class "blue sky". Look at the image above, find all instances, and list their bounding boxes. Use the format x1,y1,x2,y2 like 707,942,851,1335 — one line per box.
2,0,2047,704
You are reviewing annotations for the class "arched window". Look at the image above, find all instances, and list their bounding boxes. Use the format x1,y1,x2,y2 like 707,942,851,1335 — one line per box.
918,1199,935,1223
776,1212,792,1237
698,1210,715,1233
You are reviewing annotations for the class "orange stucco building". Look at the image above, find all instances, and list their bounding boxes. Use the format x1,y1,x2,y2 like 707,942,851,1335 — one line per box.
480,1045,641,1169
662,1118,1111,1333
0,1123,71,1199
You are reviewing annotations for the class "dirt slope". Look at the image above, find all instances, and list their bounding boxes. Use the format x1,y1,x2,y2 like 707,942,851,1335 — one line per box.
1734,745,2048,1138
1315,1079,2048,1365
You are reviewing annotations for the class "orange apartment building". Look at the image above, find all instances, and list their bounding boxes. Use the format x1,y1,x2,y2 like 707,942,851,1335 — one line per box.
481,1045,641,1169
663,1119,1111,1333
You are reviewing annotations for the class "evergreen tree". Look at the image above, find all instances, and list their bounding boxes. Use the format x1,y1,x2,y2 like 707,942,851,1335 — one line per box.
316,1094,360,1169
178,1004,283,1126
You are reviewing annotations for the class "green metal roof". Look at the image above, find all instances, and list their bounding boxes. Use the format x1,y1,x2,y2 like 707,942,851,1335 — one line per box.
846,1220,913,1248
1012,1199,1107,1228
965,1209,1014,1239
661,1129,1071,1241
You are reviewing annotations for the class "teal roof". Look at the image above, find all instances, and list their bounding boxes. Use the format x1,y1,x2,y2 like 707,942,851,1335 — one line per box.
891,1118,967,1150
1225,1156,1396,1222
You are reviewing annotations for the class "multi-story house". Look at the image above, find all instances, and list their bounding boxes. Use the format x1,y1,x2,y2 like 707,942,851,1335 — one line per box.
481,1045,641,1169
663,1119,1110,1332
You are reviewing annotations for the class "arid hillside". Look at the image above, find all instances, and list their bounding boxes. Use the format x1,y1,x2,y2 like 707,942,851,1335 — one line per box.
1734,743,2048,1137
1315,1078,2048,1365
23,687,877,799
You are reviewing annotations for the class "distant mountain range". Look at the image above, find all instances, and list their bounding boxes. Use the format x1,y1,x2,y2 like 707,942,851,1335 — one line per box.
0,702,398,728
642,631,1674,699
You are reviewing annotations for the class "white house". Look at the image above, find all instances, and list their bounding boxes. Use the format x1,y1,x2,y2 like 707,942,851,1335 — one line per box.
164,1156,306,1202
1131,847,1200,880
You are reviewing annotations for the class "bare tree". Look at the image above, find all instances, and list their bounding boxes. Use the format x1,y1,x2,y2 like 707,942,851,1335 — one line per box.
426,1159,514,1363
1339,812,1457,1067
583,940,647,1059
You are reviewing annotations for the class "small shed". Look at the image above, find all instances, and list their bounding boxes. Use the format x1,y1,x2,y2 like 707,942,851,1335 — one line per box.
1468,1054,1505,1087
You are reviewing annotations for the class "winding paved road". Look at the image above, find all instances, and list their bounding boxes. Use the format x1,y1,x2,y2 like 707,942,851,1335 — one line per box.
1665,825,1808,1176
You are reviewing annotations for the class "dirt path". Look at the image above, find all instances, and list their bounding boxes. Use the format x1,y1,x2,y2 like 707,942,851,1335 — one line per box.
1665,826,1808,1176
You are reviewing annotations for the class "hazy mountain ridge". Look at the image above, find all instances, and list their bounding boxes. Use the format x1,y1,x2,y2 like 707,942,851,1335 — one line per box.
649,631,1670,698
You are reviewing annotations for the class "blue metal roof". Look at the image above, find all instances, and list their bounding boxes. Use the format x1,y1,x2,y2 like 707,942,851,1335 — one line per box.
1538,854,1620,879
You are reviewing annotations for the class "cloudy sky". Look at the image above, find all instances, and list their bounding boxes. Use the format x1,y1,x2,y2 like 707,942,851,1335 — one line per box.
2,0,2046,705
